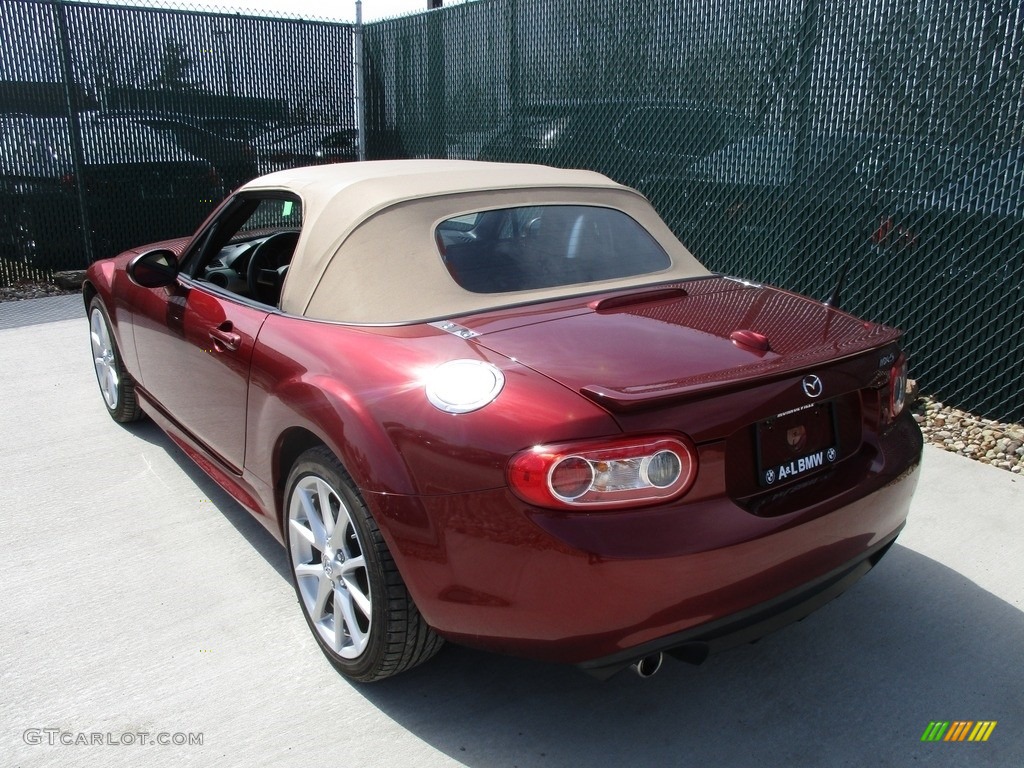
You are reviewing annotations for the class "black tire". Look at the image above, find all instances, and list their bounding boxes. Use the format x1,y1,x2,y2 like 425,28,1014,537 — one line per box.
284,446,442,682
11,206,39,265
88,296,143,423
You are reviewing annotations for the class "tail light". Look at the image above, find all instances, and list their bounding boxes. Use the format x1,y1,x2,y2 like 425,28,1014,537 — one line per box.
872,215,916,249
887,354,908,421
507,435,698,510
871,215,893,244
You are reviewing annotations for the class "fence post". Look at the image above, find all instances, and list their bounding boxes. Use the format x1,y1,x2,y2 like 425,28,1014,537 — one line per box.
427,5,446,158
53,0,94,265
354,0,366,162
508,0,519,129
785,0,822,291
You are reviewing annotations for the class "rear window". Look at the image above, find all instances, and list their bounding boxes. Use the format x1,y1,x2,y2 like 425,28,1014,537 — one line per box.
435,205,671,293
862,143,977,195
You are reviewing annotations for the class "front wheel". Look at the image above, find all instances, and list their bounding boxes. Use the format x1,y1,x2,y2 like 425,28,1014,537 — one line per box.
284,447,442,682
89,297,143,423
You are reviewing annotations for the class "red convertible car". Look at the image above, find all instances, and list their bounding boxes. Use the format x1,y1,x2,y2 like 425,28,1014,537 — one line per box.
85,160,922,682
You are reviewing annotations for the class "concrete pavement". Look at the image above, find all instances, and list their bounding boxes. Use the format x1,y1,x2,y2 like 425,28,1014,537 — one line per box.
1,297,1021,767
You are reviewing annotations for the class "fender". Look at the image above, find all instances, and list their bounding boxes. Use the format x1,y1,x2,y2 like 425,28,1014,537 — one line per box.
244,314,622,520
84,255,143,379
84,237,193,384
249,369,420,499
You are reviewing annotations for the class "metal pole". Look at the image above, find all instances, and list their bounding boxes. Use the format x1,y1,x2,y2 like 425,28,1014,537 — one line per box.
54,0,94,265
354,0,366,161
213,30,236,99
508,0,519,132
427,1,446,158
785,0,822,291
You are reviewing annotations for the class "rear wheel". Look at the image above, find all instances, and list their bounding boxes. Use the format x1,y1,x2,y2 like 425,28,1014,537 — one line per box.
284,447,442,682
89,297,143,423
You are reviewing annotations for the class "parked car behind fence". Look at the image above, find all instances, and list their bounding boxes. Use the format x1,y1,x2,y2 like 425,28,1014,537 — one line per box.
253,124,358,175
95,112,259,192
0,114,221,268
867,145,1024,417
479,101,756,190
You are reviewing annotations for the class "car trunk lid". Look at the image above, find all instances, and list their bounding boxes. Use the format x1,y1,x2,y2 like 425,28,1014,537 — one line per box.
467,276,899,414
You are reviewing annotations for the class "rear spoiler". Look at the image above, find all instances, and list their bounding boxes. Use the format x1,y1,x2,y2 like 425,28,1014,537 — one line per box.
579,331,900,412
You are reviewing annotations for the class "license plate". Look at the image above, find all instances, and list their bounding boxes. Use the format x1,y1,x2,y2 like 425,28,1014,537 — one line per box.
756,401,839,487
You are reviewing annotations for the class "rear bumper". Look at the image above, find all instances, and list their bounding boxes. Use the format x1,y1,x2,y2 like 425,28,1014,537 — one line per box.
368,419,922,666
578,520,903,679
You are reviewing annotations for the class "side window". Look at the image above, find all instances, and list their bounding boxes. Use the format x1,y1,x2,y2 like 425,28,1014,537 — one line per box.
617,108,752,159
235,197,301,238
194,195,303,307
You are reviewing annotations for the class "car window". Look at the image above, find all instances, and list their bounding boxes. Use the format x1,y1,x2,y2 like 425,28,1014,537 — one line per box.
861,143,977,195
191,195,303,307
233,197,302,238
617,107,752,159
939,150,1024,215
0,116,71,175
436,204,671,293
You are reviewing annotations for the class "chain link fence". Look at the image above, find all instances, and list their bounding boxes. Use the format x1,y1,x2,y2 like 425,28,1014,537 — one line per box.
0,0,354,283
1,0,1021,422
365,0,1024,423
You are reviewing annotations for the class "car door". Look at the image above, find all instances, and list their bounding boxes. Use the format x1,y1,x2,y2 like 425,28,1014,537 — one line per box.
130,193,301,473
130,277,268,474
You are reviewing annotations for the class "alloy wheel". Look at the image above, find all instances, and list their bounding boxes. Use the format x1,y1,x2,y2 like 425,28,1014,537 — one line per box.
90,307,119,410
288,474,372,659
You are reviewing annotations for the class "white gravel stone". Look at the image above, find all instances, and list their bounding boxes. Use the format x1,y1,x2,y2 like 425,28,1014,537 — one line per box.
913,390,1024,476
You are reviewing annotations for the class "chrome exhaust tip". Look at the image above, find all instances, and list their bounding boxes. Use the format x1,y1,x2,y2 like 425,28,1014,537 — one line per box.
631,652,664,679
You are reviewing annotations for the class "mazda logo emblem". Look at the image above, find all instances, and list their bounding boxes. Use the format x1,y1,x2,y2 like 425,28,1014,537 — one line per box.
802,374,823,398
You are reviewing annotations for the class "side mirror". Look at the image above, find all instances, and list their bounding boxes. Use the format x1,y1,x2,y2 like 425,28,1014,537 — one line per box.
127,249,180,288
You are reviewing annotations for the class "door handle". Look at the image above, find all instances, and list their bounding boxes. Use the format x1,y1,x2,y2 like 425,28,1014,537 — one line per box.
209,324,241,352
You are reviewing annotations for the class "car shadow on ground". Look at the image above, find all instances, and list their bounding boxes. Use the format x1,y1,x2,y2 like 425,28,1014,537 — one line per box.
124,418,1022,766
354,546,1022,767
120,418,290,581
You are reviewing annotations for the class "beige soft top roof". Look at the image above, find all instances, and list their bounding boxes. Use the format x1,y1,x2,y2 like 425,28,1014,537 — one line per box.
241,159,710,323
